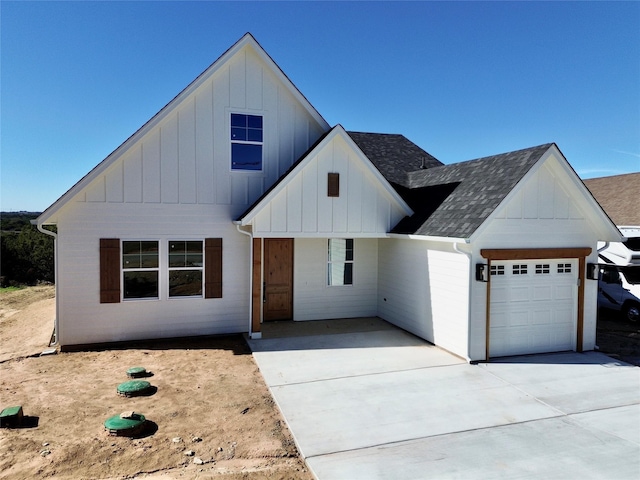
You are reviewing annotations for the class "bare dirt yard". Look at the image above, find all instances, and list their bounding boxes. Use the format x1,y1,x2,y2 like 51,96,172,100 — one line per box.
0,286,313,480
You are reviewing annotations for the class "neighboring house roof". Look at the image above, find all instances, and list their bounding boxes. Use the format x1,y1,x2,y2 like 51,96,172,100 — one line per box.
391,144,554,238
347,132,443,186
583,173,640,226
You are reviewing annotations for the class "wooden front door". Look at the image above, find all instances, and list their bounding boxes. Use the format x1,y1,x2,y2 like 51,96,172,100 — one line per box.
263,238,294,321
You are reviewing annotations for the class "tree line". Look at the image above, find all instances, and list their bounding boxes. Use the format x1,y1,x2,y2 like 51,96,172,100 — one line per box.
1,212,54,286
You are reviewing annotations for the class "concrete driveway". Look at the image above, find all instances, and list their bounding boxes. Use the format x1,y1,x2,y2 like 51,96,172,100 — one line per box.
247,318,640,479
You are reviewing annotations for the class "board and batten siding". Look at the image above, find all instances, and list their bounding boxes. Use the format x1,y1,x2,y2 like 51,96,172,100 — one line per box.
252,134,407,237
293,238,378,320
466,157,605,360
377,238,470,358
54,203,250,346
47,42,330,346
76,45,326,215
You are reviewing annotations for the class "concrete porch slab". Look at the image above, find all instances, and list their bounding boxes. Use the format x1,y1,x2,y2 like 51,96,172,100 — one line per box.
248,322,463,386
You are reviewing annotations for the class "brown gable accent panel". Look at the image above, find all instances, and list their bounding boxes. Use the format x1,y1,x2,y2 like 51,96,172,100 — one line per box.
100,239,121,303
328,172,340,197
205,238,223,298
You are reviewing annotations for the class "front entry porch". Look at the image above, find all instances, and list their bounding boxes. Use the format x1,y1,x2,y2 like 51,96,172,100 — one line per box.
259,317,395,339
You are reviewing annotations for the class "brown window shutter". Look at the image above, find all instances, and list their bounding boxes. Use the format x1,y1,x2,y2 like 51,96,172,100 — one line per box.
328,173,340,197
100,239,120,303
205,238,222,298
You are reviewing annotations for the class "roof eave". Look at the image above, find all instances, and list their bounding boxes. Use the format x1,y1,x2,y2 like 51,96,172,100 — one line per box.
388,233,470,243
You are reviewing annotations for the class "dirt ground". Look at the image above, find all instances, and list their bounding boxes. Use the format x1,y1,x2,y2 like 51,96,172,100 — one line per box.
0,286,313,480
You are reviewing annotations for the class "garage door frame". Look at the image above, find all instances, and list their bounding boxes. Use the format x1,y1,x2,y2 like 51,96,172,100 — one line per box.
481,247,592,361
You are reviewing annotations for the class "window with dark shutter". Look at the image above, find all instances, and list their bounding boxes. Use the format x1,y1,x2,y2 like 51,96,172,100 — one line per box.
328,173,340,197
205,238,222,298
100,238,121,303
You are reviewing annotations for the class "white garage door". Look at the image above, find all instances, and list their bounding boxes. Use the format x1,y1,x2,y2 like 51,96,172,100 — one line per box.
490,259,577,357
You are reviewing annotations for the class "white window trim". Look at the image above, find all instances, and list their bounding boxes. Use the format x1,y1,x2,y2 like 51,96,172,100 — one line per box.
121,239,160,302
229,110,266,174
167,240,204,299
327,238,354,287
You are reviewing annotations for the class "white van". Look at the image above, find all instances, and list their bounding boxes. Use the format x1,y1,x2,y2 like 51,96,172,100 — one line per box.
598,264,640,322
597,226,640,321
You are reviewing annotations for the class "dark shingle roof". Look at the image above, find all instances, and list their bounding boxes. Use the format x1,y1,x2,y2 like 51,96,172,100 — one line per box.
237,126,553,239
392,144,553,238
347,132,443,186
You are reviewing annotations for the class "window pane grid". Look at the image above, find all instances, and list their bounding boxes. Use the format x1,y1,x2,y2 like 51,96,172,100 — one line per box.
328,239,354,286
122,241,159,299
513,264,528,275
490,265,505,276
231,113,263,170
168,240,204,297
535,264,550,274
557,263,572,274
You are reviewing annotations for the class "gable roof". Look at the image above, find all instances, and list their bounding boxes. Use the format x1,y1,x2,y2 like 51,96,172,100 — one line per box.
390,144,554,239
235,125,413,226
584,173,640,226
37,33,330,225
347,132,443,186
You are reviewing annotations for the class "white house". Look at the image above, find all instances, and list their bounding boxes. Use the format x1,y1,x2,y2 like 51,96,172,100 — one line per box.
36,33,621,361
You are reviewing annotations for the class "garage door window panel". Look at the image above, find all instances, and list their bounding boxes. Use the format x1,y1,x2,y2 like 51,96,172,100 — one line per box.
557,263,572,274
513,264,528,275
490,265,505,276
535,264,550,274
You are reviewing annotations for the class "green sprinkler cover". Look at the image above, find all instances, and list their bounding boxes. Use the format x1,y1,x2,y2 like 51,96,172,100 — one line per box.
126,366,147,378
117,380,151,396
0,405,24,428
104,413,146,432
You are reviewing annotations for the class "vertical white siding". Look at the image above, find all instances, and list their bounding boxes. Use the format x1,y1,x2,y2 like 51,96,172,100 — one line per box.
293,238,378,320
251,134,407,237
377,238,470,359
484,162,590,247
72,44,327,214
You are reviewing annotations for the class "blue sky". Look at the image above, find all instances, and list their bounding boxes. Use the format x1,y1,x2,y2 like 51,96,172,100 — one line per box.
2,1,639,212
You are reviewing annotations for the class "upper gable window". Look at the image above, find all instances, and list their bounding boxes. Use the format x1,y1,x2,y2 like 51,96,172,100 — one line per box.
231,113,263,171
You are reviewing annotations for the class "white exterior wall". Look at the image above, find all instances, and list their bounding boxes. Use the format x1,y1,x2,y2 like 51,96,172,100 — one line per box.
377,238,470,359
293,238,378,320
49,42,327,346
467,158,608,360
55,203,250,346
251,134,408,238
